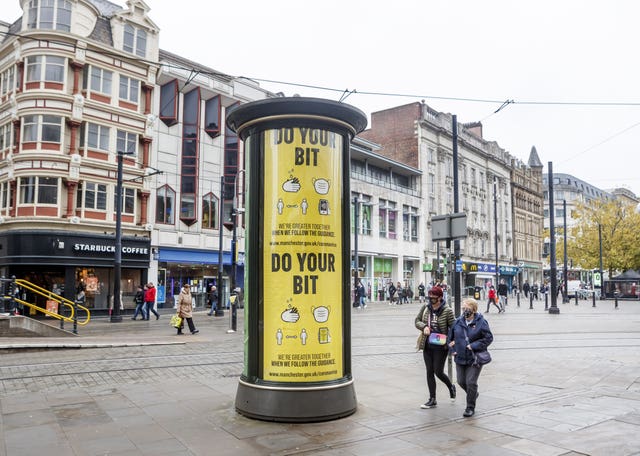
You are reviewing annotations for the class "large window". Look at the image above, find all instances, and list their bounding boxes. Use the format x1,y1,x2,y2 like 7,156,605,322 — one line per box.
156,185,175,224
27,0,72,32
22,115,62,143
180,88,200,224
1,66,16,96
119,75,139,104
116,130,137,156
378,199,397,240
123,24,147,57
19,176,58,205
84,66,112,96
204,96,221,138
116,187,135,215
0,181,11,213
159,80,178,126
77,182,107,210
402,205,419,242
25,55,65,84
80,122,110,151
202,193,218,229
0,123,12,151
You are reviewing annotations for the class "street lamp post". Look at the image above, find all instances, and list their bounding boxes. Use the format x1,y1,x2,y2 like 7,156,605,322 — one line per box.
111,150,131,323
215,176,225,316
353,196,359,308
599,223,604,300
228,170,245,332
493,176,499,292
563,199,569,303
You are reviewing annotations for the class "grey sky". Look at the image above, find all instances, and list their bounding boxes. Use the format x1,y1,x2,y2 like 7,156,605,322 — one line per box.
7,0,639,195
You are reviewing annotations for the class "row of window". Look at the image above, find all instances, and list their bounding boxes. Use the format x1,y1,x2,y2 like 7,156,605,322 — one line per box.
0,55,143,107
0,177,135,214
3,116,140,156
26,0,147,58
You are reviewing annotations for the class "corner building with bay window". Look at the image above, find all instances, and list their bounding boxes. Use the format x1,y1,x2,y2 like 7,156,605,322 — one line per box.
0,0,275,313
0,0,158,311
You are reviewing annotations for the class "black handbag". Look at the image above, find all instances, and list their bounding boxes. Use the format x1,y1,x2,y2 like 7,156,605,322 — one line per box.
463,325,491,367
473,350,492,366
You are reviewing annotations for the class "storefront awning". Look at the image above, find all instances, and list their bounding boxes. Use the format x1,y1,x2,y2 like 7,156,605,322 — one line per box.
158,248,243,266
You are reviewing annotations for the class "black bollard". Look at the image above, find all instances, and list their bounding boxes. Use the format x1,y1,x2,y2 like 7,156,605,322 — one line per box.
544,293,548,311
73,300,78,334
614,294,619,310
575,293,579,306
592,290,596,307
517,291,520,307
529,293,533,309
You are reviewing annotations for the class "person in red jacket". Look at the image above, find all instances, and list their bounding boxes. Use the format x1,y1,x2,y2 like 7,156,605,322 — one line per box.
144,282,160,320
486,285,501,313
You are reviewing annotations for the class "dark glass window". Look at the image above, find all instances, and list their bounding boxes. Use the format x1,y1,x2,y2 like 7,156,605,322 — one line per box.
202,192,218,229
180,89,200,224
159,80,178,126
204,96,221,138
156,185,175,224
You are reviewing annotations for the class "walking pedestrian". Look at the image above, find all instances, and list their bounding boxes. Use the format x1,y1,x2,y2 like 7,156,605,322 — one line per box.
176,284,199,335
206,285,218,316
144,282,159,320
131,285,147,320
415,285,456,409
486,285,501,313
356,280,367,309
418,282,426,303
497,279,508,312
388,281,397,305
522,280,530,298
448,297,493,417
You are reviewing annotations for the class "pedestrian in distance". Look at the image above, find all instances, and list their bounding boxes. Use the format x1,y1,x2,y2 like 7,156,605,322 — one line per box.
131,285,147,320
522,280,530,298
176,284,199,335
486,285,501,313
388,281,397,305
396,281,404,305
415,285,456,409
418,282,426,303
206,285,218,316
448,297,493,418
144,282,160,320
356,280,367,309
497,279,508,312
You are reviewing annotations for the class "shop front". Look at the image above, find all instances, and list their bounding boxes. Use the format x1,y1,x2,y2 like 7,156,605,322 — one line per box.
0,230,150,314
156,247,243,309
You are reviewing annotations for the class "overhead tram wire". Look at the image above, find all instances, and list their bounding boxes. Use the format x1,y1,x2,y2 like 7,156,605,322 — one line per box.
5,30,640,109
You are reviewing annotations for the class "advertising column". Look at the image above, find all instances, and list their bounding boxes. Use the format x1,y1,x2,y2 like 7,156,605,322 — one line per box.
227,97,367,422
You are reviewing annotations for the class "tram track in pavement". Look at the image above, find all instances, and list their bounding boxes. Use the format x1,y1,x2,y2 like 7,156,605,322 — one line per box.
0,331,637,384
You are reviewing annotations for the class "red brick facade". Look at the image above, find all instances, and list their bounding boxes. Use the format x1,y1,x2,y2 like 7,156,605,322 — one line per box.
360,103,421,168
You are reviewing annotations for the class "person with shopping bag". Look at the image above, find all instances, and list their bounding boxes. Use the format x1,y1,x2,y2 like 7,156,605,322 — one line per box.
176,284,199,335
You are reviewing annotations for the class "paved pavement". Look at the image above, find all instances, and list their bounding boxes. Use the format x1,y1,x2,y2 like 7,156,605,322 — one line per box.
0,298,639,455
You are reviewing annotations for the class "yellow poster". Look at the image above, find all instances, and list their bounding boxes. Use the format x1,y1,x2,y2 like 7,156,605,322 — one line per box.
262,127,343,382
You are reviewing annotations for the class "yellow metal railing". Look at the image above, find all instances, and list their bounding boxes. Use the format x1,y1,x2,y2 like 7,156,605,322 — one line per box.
12,279,91,326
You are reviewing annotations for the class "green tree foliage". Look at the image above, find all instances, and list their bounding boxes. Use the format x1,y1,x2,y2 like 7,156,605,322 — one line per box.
566,199,640,275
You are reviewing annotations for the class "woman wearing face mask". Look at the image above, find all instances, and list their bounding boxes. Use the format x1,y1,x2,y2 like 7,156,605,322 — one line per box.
448,298,493,417
415,286,456,409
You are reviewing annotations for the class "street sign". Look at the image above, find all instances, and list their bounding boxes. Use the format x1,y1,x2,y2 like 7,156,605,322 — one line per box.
455,260,463,272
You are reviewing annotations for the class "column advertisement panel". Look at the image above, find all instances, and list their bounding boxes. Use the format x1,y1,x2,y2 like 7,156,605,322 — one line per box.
262,127,343,382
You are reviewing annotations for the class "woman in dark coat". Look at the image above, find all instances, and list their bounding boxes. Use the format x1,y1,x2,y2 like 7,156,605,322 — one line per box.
448,297,493,417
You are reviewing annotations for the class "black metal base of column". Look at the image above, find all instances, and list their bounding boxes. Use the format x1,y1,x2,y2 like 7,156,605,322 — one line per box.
214,309,224,316
548,307,560,314
235,378,357,423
